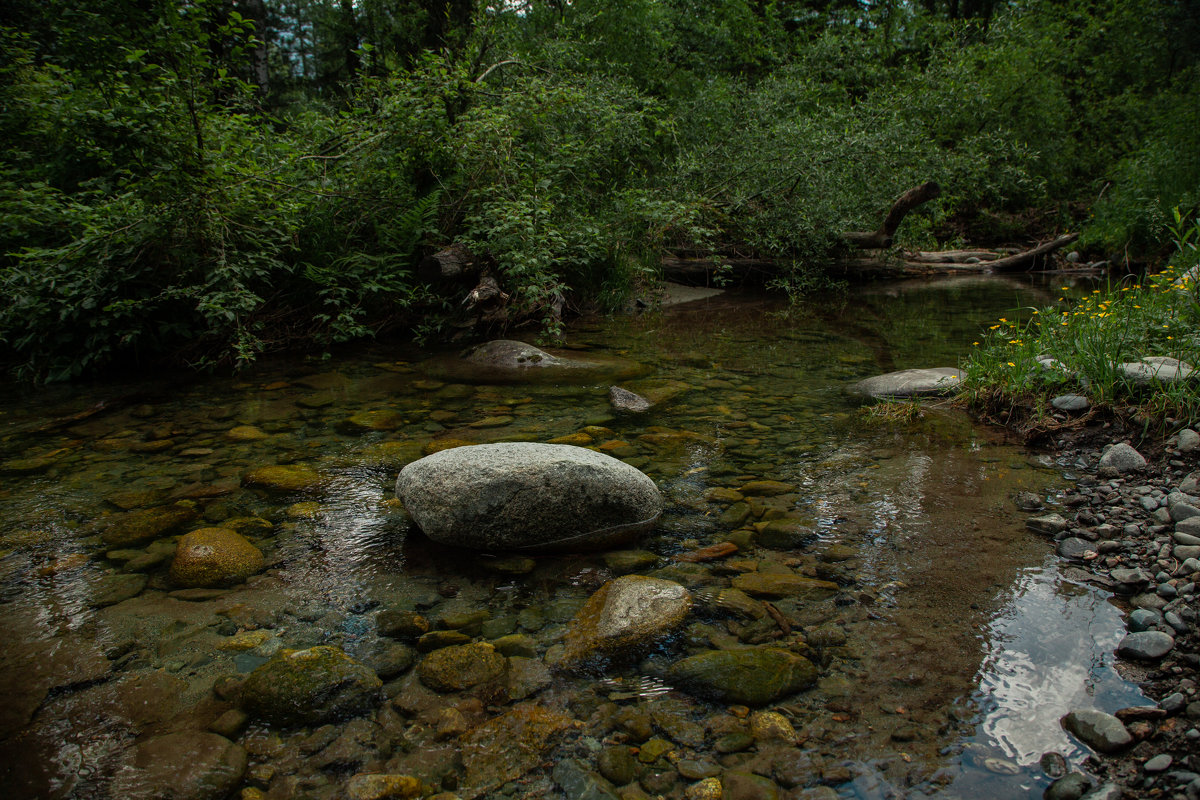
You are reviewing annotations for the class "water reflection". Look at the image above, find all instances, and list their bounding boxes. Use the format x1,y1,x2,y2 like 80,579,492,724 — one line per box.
933,566,1146,798
0,276,1145,799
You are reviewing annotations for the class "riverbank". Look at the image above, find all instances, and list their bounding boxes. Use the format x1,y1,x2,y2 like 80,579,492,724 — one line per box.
1004,415,1200,800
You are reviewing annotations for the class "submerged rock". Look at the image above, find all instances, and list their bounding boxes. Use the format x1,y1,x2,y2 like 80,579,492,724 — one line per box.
169,527,264,588
851,368,961,399
460,704,575,791
242,464,326,494
417,642,507,692
239,646,381,726
100,504,199,547
555,575,692,670
428,339,644,384
609,386,651,414
666,647,817,706
110,731,247,800
396,443,663,552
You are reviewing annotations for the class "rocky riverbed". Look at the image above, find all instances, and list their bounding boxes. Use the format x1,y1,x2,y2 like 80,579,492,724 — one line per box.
1025,423,1200,800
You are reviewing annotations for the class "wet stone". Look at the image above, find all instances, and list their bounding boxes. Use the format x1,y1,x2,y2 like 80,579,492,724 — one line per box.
1061,710,1133,753
1026,513,1069,536
1057,537,1096,560
239,646,382,726
110,732,247,800
554,758,621,800
666,647,816,706
91,572,148,607
344,774,423,800
722,771,782,800
169,527,264,588
1117,630,1174,660
417,643,506,692
1044,772,1093,800
603,550,661,574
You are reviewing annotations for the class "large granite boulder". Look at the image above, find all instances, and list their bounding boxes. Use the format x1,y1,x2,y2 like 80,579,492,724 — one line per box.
396,443,662,552
554,575,692,670
851,368,961,399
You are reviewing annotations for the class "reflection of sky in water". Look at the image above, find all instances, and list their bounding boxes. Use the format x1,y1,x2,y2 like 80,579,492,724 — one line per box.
938,564,1147,797
973,565,1143,764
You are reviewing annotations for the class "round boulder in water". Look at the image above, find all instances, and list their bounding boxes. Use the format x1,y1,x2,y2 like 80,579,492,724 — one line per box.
396,443,662,552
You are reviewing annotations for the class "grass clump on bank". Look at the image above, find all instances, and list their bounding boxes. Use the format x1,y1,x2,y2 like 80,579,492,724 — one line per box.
961,211,1200,427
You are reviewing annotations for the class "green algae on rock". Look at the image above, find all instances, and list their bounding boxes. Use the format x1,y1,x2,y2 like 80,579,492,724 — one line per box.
555,575,692,671
460,704,576,791
666,647,817,706
100,504,199,547
417,642,507,692
169,527,264,588
239,646,382,726
242,464,326,494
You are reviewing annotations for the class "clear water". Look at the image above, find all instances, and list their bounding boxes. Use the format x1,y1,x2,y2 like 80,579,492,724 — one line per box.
0,275,1143,799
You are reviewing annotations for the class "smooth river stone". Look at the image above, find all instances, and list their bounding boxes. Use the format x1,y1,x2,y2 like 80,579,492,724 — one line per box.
396,443,662,552
555,575,692,670
1061,710,1132,754
1117,631,1174,660
851,367,961,399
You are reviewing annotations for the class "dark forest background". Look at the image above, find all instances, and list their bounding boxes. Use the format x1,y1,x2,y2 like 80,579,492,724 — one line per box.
2,0,1197,380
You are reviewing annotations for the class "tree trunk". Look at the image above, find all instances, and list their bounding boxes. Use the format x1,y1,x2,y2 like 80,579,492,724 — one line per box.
843,181,941,250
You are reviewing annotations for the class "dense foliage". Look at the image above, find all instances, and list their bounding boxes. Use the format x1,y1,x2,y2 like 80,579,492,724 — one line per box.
1,0,1197,379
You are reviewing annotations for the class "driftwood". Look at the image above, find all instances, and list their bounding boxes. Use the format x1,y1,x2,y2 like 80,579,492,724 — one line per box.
843,181,942,250
984,233,1079,272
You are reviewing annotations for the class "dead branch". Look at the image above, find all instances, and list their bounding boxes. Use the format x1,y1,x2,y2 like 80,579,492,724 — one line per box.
843,181,941,249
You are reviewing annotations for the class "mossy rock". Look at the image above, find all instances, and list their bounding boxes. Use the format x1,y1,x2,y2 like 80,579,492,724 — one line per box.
355,441,425,470
418,642,507,693
730,572,838,599
460,704,575,791
169,528,264,588
239,646,382,726
343,410,406,432
666,647,816,706
242,464,326,494
101,504,199,547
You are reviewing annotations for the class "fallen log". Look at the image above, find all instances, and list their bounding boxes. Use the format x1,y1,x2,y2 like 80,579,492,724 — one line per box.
984,233,1079,272
843,181,941,250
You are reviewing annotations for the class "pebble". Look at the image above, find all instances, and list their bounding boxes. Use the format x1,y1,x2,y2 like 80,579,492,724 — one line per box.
1143,754,1173,773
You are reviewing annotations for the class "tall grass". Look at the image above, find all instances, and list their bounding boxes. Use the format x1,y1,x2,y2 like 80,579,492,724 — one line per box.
961,210,1200,425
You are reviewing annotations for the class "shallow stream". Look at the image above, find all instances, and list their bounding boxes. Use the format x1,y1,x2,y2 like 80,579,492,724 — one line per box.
0,276,1145,799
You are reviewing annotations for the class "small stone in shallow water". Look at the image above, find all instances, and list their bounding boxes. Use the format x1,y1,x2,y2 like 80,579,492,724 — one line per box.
169,528,264,588
1061,709,1133,753
1044,772,1093,800
418,642,506,692
239,646,382,726
344,774,422,800
1057,537,1095,559
110,731,247,800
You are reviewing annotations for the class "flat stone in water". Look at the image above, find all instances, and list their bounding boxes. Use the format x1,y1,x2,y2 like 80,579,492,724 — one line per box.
109,731,247,800
555,575,692,670
851,367,961,399
1117,630,1174,660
